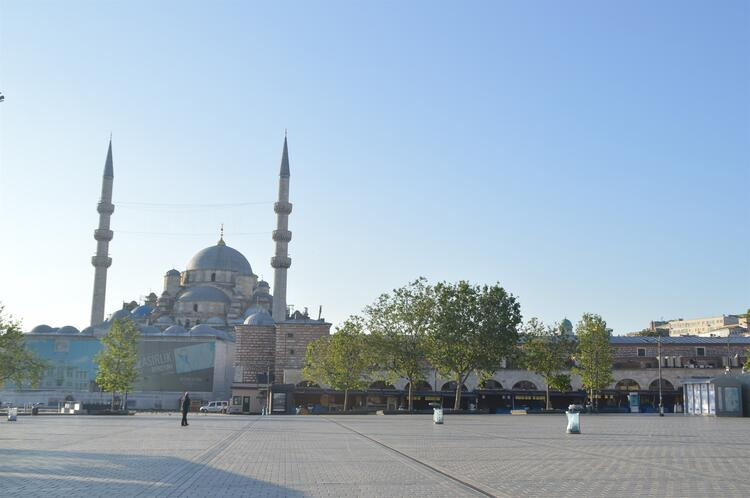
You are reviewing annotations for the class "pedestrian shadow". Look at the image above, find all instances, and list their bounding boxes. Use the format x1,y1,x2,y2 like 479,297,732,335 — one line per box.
0,447,305,497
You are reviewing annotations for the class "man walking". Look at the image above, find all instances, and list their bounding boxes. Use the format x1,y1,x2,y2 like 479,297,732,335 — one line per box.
181,392,191,426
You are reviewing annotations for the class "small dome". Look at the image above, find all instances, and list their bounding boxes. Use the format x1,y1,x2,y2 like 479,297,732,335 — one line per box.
244,311,275,326
155,315,173,325
131,305,155,318
189,324,222,336
57,325,80,335
139,325,161,335
186,240,253,276
166,269,180,277
29,324,55,334
109,309,131,322
177,285,231,304
243,305,264,317
258,280,270,288
205,316,226,326
163,325,188,335
80,327,95,336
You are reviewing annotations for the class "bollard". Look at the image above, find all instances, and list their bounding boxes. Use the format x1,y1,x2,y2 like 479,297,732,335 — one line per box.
433,407,444,424
565,410,580,434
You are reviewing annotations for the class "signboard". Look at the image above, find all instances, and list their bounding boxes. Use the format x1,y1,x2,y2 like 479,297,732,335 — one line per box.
135,341,215,392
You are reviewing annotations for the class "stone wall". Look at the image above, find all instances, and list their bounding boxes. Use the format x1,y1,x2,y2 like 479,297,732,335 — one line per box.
234,324,276,383
274,322,331,382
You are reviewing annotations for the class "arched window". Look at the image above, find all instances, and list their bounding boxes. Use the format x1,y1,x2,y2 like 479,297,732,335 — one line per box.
615,379,641,391
369,381,396,390
512,380,538,390
211,272,216,282
441,381,468,392
404,381,432,392
648,379,674,391
480,379,503,390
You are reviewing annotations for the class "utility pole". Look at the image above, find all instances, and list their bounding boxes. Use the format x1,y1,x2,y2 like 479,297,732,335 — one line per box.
657,336,664,416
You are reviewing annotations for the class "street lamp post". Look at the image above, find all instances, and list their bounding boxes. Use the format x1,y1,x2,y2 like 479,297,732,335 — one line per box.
657,336,664,417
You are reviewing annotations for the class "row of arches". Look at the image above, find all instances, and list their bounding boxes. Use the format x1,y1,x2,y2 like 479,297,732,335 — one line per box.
298,378,678,392
297,380,541,391
615,378,675,391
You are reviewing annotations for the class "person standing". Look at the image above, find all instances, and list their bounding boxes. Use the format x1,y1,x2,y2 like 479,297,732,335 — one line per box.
181,392,191,426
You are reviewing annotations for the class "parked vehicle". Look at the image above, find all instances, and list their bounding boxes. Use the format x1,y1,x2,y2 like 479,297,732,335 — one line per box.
199,401,228,414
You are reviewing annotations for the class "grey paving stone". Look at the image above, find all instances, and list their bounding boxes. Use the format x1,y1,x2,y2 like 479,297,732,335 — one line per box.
0,413,748,497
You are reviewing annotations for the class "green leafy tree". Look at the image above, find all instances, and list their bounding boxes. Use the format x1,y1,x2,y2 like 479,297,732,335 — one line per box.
303,317,373,411
0,304,45,388
365,278,431,411
94,319,140,410
425,281,522,410
632,329,663,337
519,318,576,410
573,313,613,410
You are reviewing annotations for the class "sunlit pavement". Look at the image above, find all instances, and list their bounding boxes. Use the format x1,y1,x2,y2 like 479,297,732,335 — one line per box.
1,413,748,497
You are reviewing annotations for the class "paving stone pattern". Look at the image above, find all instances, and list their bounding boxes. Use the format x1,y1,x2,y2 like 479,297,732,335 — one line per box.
1,413,748,497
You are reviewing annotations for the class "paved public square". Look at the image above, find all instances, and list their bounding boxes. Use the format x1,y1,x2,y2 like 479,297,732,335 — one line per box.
1,413,749,497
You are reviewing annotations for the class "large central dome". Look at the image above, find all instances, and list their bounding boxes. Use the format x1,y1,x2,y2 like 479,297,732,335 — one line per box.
186,239,253,276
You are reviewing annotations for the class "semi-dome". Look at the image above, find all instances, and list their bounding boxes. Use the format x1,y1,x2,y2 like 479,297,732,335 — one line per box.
243,305,264,317
186,239,253,276
131,305,155,318
29,324,56,334
79,327,95,336
177,285,231,304
163,325,188,335
244,310,275,326
155,315,173,325
57,325,80,335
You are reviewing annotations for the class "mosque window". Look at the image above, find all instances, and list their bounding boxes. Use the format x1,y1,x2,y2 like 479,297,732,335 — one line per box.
211,273,216,282
287,333,294,338
193,304,198,312
289,349,295,355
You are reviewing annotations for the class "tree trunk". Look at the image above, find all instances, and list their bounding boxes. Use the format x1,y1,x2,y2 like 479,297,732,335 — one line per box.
546,383,551,411
111,392,116,411
453,377,462,410
408,381,413,411
343,389,349,412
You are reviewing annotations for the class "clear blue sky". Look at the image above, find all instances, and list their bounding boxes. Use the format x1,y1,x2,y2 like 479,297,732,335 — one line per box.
1,1,748,334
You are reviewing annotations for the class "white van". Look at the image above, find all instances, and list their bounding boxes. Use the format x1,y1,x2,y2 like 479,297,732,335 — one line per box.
199,401,228,414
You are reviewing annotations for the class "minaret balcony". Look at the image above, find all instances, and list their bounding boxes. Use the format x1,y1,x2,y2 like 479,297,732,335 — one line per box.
97,202,115,215
94,229,114,241
272,230,292,242
91,255,112,268
270,256,292,269
274,202,293,215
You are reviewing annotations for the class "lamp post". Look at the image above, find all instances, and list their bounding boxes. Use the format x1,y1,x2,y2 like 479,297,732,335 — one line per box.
657,336,664,417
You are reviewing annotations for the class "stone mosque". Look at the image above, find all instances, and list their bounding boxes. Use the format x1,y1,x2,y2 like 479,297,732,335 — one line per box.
20,135,331,412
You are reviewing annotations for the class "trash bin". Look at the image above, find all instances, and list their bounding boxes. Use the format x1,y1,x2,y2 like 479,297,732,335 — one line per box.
31,406,39,416
7,408,18,422
433,407,444,425
565,410,580,434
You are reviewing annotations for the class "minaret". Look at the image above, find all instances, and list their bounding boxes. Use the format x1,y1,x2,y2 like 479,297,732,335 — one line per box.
271,134,292,322
90,139,115,326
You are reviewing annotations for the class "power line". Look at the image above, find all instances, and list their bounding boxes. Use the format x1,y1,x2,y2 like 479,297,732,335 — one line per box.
117,200,274,209
118,230,271,237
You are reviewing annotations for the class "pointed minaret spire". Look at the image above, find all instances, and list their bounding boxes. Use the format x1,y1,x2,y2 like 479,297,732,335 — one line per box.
279,133,290,178
90,138,116,326
271,133,293,322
